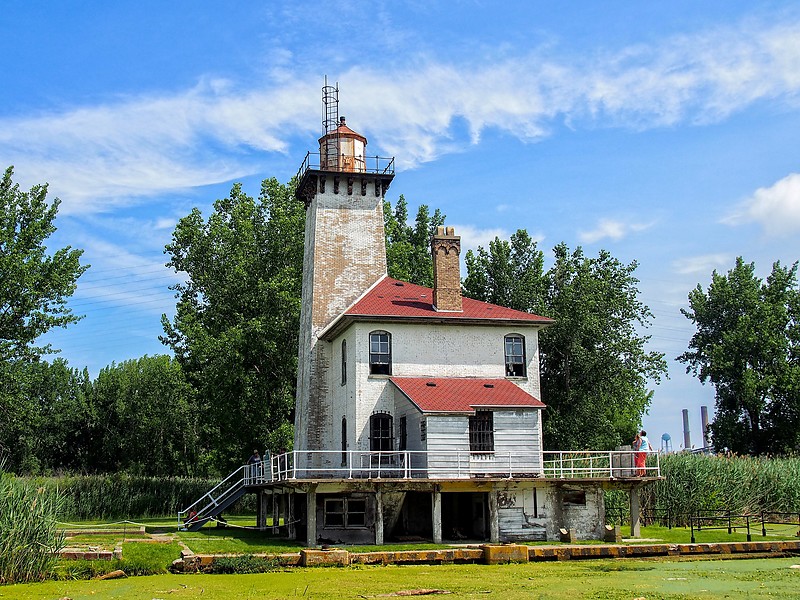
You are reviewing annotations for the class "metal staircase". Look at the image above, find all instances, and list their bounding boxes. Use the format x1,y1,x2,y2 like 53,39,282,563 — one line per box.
178,463,270,531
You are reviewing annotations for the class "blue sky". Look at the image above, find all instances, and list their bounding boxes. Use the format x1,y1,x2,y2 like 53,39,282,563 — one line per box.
3,1,799,447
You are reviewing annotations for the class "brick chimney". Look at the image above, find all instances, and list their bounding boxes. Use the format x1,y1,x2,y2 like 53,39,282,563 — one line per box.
431,226,462,312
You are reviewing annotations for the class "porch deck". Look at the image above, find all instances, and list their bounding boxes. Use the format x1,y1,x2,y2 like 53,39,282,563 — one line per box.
248,449,660,484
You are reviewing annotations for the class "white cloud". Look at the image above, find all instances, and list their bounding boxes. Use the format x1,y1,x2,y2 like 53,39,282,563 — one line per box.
451,224,545,257
451,225,510,255
672,253,732,275
1,17,799,213
723,172,800,235
578,218,653,244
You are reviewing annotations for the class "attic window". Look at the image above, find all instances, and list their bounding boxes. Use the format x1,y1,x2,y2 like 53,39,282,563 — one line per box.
483,383,494,388
394,282,405,286
426,381,437,387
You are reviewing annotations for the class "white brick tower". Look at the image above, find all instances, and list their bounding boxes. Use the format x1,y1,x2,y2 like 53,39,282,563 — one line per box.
293,83,394,453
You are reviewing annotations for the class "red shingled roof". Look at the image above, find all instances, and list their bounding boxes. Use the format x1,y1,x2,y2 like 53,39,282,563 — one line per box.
344,276,553,323
391,377,545,413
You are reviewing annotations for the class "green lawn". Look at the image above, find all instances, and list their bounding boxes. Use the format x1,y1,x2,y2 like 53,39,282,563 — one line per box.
41,518,800,589
56,516,799,557
5,556,799,599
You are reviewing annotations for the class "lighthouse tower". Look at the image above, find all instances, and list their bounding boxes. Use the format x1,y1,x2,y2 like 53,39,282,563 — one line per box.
293,83,395,455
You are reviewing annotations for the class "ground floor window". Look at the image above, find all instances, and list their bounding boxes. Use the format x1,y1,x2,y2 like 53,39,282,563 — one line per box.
469,411,494,453
324,497,367,528
370,412,393,452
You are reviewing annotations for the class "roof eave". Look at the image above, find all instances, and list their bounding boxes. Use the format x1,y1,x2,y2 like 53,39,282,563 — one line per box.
322,313,554,342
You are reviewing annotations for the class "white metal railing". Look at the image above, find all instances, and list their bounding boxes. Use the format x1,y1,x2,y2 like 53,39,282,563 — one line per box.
178,465,247,527
259,449,660,482
178,449,661,526
542,450,660,479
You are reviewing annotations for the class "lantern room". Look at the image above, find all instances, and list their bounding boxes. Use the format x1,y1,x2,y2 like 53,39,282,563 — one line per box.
319,116,367,173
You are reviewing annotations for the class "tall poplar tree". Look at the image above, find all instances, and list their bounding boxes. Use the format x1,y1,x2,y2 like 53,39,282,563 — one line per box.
0,167,88,362
1,167,88,471
161,178,303,472
384,195,445,287
679,258,800,455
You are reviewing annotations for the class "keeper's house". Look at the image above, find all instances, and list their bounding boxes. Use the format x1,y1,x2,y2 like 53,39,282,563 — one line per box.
181,87,659,545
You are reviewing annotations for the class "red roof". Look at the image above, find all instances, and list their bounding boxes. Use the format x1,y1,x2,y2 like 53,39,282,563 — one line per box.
318,118,367,144
345,276,553,323
391,377,546,413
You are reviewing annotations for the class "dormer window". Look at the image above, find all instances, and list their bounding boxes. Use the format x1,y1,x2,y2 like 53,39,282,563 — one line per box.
369,331,391,375
504,334,526,377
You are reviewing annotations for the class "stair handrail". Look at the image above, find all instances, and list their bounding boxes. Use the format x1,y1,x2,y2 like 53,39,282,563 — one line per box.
178,465,246,524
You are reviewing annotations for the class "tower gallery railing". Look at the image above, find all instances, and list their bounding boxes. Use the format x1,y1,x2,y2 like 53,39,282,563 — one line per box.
240,449,660,484
295,152,395,181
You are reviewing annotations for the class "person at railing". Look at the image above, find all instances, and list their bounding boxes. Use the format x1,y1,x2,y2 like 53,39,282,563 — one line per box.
247,449,261,482
633,430,653,476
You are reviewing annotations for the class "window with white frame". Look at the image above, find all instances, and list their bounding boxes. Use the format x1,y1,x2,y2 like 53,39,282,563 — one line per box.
504,334,526,377
369,331,391,375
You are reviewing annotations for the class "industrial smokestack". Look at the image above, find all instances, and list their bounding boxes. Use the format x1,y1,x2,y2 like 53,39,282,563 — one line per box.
682,408,691,450
700,406,710,448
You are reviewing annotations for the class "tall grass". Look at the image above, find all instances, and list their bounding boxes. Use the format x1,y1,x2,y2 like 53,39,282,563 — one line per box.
23,473,255,520
0,471,65,583
606,453,800,524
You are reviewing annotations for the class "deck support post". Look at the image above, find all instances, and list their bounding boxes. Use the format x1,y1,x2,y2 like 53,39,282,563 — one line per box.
375,489,384,545
306,485,318,547
287,493,296,540
629,486,641,538
432,486,442,544
488,488,500,543
272,491,280,534
257,490,269,529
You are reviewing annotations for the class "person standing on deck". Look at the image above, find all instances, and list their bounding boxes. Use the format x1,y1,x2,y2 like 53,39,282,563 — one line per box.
634,431,652,476
247,449,261,482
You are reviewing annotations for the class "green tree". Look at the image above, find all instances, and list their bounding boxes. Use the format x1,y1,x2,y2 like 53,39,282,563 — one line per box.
464,235,666,450
0,359,92,473
161,179,303,472
0,167,88,362
463,230,546,315
384,195,445,286
541,243,666,450
90,355,198,475
678,258,800,455
0,167,88,473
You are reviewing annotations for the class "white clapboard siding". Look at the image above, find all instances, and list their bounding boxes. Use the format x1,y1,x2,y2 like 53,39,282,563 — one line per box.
493,410,542,474
393,388,428,475
426,416,470,478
